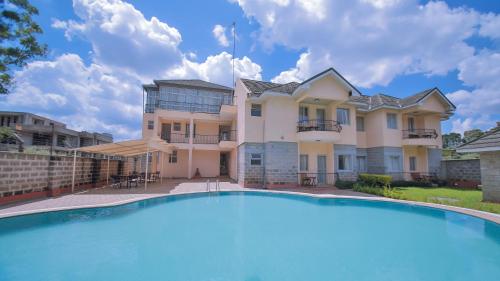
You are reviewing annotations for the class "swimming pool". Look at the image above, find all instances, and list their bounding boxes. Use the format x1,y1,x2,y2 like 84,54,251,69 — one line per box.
0,192,499,281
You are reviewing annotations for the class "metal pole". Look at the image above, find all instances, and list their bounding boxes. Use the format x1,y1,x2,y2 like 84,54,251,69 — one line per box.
71,149,77,193
106,155,110,186
145,149,149,190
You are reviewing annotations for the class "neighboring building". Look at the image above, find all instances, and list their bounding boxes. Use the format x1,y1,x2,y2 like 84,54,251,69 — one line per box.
142,79,237,179
0,111,113,149
457,124,500,202
143,68,455,187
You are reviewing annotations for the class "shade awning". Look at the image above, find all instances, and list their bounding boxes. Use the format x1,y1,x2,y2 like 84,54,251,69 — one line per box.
76,137,173,156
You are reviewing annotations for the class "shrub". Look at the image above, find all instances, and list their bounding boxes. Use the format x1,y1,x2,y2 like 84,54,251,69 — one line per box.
358,173,392,188
391,180,432,188
335,180,356,189
353,183,401,198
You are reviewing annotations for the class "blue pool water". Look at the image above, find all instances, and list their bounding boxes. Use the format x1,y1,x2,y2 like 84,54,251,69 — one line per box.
0,192,499,281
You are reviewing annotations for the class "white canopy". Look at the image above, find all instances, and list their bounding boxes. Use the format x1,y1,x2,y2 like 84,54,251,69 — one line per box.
76,137,173,156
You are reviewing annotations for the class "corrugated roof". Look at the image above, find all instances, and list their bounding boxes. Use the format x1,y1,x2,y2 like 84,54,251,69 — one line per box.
241,79,299,96
457,127,500,152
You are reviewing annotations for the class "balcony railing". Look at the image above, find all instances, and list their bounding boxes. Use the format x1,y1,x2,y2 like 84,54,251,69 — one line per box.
162,133,189,143
402,129,438,139
194,131,237,144
297,119,342,133
219,130,237,142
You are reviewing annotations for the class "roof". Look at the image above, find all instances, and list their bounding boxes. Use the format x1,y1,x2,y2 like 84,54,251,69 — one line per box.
146,79,233,92
457,127,500,153
348,88,456,112
240,79,300,96
77,137,173,157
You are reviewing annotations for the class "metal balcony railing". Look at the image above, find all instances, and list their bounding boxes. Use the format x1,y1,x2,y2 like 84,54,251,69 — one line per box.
402,129,438,139
162,133,189,143
219,130,237,142
297,119,342,133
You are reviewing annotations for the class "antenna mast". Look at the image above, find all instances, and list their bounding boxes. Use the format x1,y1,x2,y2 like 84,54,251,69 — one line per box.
232,22,236,89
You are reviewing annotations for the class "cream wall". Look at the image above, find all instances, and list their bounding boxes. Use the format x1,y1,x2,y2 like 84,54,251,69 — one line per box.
229,148,237,180
419,94,447,112
192,150,220,178
298,142,335,184
236,80,248,145
299,75,350,101
142,113,155,138
162,149,189,178
264,97,298,142
365,109,403,148
403,146,428,174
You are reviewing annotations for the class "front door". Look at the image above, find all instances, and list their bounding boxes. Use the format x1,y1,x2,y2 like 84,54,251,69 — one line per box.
316,108,326,130
220,153,228,176
161,123,171,142
317,155,327,184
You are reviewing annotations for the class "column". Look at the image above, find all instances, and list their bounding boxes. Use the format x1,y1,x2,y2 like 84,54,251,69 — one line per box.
188,117,194,179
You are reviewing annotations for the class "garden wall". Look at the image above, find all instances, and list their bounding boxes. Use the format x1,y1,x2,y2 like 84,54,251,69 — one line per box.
0,151,123,205
440,159,481,188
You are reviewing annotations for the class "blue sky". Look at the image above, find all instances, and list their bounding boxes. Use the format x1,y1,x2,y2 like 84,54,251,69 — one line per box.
1,0,499,140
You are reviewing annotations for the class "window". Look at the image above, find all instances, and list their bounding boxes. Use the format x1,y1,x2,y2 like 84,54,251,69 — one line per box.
169,150,177,163
300,154,309,171
356,116,365,132
56,135,67,147
147,120,154,130
299,106,309,122
173,122,181,131
337,108,350,125
387,113,398,129
338,155,352,171
356,156,367,172
250,153,262,166
389,156,401,172
409,156,417,171
251,104,262,117
408,117,415,131
33,119,44,125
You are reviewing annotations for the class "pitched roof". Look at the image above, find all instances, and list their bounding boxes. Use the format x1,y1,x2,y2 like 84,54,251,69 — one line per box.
146,79,233,92
348,88,455,111
457,127,500,153
240,79,300,96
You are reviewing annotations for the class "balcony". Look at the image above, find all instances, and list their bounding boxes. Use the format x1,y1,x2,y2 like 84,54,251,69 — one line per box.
164,131,237,149
152,97,234,115
296,119,342,142
163,133,189,143
402,129,439,146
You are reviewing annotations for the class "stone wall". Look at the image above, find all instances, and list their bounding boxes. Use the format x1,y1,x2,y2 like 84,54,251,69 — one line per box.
366,147,404,180
480,151,500,202
440,159,481,186
0,152,122,201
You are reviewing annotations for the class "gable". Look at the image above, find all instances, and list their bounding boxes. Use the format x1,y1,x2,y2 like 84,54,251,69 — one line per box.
419,92,449,113
297,74,351,102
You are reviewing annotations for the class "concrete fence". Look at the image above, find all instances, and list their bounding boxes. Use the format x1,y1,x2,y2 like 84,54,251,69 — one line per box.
440,159,481,188
0,151,124,204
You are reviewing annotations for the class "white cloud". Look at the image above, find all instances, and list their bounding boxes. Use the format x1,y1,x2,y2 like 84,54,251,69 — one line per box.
479,13,500,39
53,0,183,75
446,51,500,133
234,0,479,87
4,0,264,141
212,24,230,47
0,54,143,140
166,52,262,87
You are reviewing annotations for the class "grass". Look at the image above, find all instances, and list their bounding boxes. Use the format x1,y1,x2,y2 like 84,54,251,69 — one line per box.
354,185,500,214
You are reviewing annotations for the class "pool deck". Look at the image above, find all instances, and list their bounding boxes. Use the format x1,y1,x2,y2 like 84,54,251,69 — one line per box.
0,179,499,224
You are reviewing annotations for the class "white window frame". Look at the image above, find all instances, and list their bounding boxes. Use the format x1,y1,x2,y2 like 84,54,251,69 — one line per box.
409,156,417,171
169,150,177,163
356,116,365,132
356,156,367,172
147,120,154,130
337,108,350,125
250,153,262,166
338,154,352,171
387,113,398,129
388,155,401,172
251,104,262,117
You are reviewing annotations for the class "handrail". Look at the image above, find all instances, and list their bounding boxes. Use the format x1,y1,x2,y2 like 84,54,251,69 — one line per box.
402,129,438,139
297,119,342,133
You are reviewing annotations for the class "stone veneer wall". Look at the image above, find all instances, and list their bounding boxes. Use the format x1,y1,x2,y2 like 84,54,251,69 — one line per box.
480,151,500,202
440,159,481,183
238,142,298,187
0,152,121,200
334,144,357,181
427,148,442,175
366,147,404,180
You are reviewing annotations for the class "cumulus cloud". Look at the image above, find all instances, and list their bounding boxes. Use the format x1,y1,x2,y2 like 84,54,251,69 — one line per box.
2,0,264,140
234,0,479,87
479,13,500,39
212,24,230,47
0,54,144,139
166,52,262,87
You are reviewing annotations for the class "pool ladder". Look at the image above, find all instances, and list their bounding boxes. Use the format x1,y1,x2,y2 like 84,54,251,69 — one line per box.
206,179,220,193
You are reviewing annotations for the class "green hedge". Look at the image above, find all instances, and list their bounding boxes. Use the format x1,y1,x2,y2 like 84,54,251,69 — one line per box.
391,180,432,187
335,180,356,189
358,173,392,188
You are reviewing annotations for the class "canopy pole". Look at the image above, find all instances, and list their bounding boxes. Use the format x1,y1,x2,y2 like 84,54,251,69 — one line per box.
71,149,77,193
145,149,149,191
106,155,110,186
160,152,164,185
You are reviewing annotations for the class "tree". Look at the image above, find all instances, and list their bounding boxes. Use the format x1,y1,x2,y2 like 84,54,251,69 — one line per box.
1,0,47,94
442,132,462,148
463,129,484,143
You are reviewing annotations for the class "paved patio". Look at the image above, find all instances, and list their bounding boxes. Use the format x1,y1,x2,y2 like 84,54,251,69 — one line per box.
0,179,499,223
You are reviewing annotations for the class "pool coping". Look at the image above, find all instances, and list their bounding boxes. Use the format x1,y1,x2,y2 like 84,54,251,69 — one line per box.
0,189,499,224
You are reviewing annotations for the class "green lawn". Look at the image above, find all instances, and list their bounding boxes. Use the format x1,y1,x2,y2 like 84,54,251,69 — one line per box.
355,186,500,214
